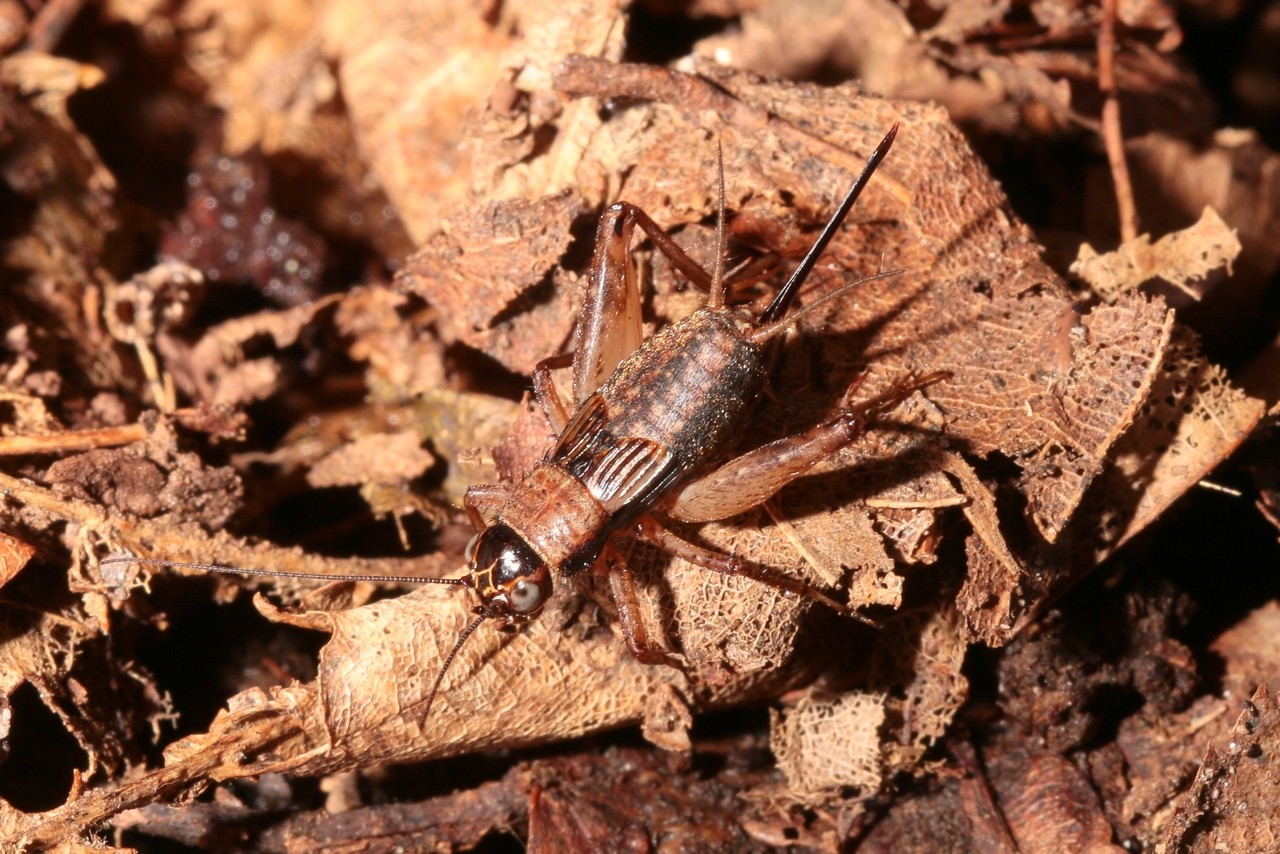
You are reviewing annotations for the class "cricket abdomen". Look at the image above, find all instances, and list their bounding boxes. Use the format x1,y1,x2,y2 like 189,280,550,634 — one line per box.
597,308,766,470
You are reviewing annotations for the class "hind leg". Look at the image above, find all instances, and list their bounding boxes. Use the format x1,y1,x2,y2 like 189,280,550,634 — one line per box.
665,372,946,524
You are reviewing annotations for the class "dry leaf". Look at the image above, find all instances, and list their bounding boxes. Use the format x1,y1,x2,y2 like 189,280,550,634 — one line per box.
1162,686,1280,853
1072,206,1242,303
397,191,585,375
3,55,1259,844
305,431,434,489
695,0,1201,137
0,532,36,590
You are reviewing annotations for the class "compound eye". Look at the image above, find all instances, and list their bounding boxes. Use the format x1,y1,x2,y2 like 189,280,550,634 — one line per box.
508,579,544,614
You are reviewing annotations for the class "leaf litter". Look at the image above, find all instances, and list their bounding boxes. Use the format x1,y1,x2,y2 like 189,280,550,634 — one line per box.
0,0,1274,849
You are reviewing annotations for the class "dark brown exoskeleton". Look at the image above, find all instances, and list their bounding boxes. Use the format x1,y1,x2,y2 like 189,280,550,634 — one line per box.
105,124,944,720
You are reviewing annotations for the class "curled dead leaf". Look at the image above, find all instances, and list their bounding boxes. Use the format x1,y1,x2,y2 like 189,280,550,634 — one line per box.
1072,206,1242,303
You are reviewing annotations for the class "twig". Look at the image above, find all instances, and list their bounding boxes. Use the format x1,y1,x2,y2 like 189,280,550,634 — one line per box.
951,740,1020,854
1098,0,1139,244
0,423,147,456
23,0,85,54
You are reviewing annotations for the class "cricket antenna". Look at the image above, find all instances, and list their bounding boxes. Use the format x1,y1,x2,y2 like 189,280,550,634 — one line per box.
748,267,907,344
102,551,488,726
99,554,469,588
418,613,486,722
708,141,728,310
757,123,899,327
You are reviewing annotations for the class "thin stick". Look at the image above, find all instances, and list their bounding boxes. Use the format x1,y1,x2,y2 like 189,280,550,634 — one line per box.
1098,0,1139,244
0,424,147,456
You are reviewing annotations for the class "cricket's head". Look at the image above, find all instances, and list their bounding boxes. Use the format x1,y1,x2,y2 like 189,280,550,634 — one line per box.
413,521,553,722
463,522,552,625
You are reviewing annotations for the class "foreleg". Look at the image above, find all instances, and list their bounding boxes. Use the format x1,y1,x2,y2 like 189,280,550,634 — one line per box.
463,483,510,529
601,542,682,667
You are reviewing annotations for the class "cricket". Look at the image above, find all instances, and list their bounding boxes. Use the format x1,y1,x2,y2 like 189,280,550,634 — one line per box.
105,123,945,721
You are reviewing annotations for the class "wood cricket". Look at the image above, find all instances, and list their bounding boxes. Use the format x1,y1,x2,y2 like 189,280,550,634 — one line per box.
105,124,944,722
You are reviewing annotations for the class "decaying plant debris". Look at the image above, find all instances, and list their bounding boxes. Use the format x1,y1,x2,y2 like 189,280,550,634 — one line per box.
0,0,1277,850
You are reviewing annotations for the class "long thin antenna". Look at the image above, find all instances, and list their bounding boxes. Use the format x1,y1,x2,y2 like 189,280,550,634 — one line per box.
707,142,728,310
419,613,486,722
757,123,900,327
99,555,466,587
102,552,480,728
748,268,906,344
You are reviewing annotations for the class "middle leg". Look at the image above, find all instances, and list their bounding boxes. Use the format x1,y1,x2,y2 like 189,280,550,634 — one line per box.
633,518,855,617
532,352,575,431
600,541,683,668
